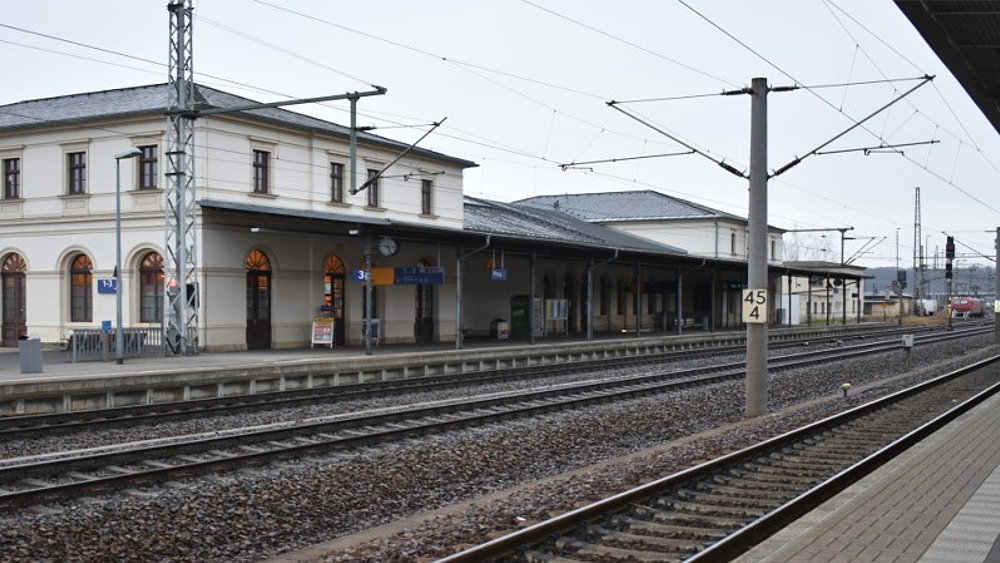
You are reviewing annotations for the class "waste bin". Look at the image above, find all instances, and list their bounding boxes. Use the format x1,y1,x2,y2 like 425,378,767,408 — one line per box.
18,335,43,374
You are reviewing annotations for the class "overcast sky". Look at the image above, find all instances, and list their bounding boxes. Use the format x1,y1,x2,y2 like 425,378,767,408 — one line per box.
2,0,998,269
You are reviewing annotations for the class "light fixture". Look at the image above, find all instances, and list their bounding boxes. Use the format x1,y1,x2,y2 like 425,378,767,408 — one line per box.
114,147,144,365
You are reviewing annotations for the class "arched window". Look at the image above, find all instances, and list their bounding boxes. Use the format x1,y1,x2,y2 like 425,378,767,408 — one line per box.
323,254,345,273
139,252,164,323
70,254,93,322
246,249,271,272
322,254,345,317
2,253,26,273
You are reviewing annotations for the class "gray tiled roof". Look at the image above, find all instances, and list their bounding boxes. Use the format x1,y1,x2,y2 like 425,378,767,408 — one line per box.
464,196,687,255
515,189,744,223
0,83,475,167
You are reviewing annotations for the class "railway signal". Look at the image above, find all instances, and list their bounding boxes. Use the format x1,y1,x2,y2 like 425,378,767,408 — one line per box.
945,236,955,279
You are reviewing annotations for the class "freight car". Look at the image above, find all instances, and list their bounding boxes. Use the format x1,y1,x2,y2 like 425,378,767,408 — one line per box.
950,296,985,317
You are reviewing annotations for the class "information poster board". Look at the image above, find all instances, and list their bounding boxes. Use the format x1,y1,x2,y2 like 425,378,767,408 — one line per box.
311,317,334,348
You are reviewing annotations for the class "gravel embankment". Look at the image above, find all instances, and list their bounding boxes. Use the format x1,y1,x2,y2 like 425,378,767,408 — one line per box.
0,335,994,563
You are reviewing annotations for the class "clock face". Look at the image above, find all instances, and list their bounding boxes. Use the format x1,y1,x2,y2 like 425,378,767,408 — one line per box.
378,236,399,256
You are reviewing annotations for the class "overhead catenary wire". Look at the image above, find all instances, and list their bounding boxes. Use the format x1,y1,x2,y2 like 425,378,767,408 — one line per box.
770,75,934,177
606,101,746,178
941,232,997,263
250,0,611,101
9,1,957,244
824,0,985,147
3,1,997,264
197,15,376,88
813,139,939,156
519,0,738,88
611,77,925,106
823,0,1000,208
682,0,997,222
559,150,695,170
243,0,708,171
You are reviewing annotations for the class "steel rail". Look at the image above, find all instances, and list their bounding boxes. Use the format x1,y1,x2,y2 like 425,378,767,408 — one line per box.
431,354,1000,563
0,324,948,437
0,328,988,507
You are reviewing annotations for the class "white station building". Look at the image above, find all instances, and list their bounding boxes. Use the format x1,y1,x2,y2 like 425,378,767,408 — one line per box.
0,83,862,353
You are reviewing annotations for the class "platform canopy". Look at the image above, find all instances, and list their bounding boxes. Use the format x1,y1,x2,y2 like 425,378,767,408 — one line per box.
896,1,1000,135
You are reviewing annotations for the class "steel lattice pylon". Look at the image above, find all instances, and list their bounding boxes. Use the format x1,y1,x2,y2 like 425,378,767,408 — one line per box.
165,0,198,355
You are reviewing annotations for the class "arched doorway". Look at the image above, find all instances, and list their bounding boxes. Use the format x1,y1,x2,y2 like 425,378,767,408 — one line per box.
245,250,272,350
414,260,434,343
2,253,27,346
323,254,346,345
139,252,164,323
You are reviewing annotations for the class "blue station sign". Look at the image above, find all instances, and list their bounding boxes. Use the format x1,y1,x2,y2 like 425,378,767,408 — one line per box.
394,267,445,285
97,278,118,294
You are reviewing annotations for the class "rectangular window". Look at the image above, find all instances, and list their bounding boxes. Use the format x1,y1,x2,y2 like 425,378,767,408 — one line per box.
330,162,344,203
253,150,269,194
3,158,19,199
730,232,737,255
420,178,433,215
770,239,777,260
366,168,380,208
138,145,158,190
68,152,86,195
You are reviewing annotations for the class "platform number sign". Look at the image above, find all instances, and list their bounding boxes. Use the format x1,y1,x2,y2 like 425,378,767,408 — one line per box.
742,288,768,324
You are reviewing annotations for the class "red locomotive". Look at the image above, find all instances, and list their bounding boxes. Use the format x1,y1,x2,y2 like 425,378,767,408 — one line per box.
950,296,985,317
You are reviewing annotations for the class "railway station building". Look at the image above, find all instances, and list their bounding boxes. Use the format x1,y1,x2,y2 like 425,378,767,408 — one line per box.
0,83,865,352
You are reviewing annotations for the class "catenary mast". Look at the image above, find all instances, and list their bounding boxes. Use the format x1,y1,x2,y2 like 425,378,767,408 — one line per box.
165,0,198,355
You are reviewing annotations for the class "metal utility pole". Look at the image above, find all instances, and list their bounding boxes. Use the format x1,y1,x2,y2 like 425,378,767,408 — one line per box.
946,235,955,330
165,0,197,355
745,77,769,417
607,75,930,418
913,187,924,310
896,227,903,327
164,1,384,355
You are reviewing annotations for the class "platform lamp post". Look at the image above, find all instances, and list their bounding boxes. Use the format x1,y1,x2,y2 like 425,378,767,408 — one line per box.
115,148,143,364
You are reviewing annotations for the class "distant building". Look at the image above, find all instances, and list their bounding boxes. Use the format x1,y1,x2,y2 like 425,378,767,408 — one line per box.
516,190,786,262
779,261,868,325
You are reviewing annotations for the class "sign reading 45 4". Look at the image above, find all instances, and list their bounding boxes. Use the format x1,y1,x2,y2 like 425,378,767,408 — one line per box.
742,288,768,324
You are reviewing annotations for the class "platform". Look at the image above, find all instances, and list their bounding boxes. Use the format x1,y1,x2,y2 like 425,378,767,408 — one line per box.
736,385,1000,563
0,328,766,415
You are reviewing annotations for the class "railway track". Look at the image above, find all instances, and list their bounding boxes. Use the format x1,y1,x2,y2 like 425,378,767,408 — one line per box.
0,324,955,438
431,355,1000,563
0,326,987,508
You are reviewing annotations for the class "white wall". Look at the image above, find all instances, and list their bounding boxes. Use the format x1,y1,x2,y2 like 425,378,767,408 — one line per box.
0,109,470,347
197,116,466,230
600,218,784,263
